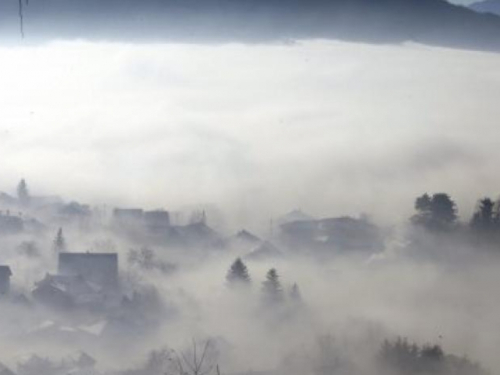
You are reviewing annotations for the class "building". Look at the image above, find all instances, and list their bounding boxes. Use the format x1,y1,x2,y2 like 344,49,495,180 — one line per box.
113,208,171,234
144,210,170,233
58,253,118,291
113,208,144,225
0,213,23,235
280,216,384,254
32,274,75,310
0,266,12,295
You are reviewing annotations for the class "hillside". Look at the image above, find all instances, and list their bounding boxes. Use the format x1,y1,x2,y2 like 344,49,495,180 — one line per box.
1,0,500,51
470,0,500,15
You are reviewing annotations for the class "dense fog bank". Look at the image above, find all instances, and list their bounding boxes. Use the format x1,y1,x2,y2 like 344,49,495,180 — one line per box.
1,40,500,232
0,38,499,375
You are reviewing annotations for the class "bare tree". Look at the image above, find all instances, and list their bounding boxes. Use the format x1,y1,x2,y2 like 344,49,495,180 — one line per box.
142,339,219,375
172,339,217,375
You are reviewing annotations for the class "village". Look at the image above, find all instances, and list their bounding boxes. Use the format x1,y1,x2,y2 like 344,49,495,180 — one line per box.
0,179,388,375
0,179,497,375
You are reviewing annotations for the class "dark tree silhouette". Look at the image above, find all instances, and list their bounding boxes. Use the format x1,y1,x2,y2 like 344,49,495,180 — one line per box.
379,337,420,374
226,258,251,286
53,227,66,254
432,193,457,224
471,197,496,232
415,193,432,213
378,337,487,375
412,193,457,231
142,340,219,375
17,179,30,205
262,268,283,304
420,344,445,374
289,283,302,303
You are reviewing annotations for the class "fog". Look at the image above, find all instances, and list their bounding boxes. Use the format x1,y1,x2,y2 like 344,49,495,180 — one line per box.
0,38,499,375
1,40,500,231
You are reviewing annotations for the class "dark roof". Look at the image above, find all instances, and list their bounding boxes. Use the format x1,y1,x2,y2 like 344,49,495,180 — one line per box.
278,209,315,225
113,208,144,218
0,266,12,277
236,230,261,244
58,253,118,288
59,252,117,261
245,241,283,261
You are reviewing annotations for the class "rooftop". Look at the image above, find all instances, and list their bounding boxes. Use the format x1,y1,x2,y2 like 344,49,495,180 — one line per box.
0,266,12,277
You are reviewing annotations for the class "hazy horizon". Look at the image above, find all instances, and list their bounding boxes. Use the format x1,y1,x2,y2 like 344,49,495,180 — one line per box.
1,39,499,232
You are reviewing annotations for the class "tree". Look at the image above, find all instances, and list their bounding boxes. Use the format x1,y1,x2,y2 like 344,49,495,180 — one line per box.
289,283,302,303
175,339,218,375
128,247,176,274
377,338,487,375
262,268,283,304
412,193,457,231
431,193,457,226
471,197,495,232
53,228,66,254
17,179,30,205
415,193,432,212
142,340,219,375
226,258,251,286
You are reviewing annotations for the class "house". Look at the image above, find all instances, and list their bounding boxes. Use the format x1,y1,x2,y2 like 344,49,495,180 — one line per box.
177,222,223,249
280,216,384,254
227,229,262,252
58,202,92,221
33,273,106,307
280,220,317,248
245,241,283,261
113,208,144,226
58,253,118,291
0,213,23,235
317,216,384,252
0,192,17,206
144,210,170,233
0,266,12,295
235,229,261,244
277,209,315,226
32,274,75,310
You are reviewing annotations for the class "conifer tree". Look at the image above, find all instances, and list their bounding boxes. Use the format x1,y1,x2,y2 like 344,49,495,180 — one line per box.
262,268,283,304
17,179,30,205
412,193,457,231
53,227,66,254
290,283,302,303
226,258,251,286
471,197,495,231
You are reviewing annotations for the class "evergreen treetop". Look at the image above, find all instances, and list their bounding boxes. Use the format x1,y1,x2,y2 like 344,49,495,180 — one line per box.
226,258,251,286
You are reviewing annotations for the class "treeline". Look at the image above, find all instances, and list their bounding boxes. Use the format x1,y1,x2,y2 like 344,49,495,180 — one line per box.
225,258,302,305
379,337,488,375
412,193,500,236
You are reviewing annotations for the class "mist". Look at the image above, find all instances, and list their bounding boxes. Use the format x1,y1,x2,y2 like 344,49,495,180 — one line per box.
0,32,500,375
1,40,500,230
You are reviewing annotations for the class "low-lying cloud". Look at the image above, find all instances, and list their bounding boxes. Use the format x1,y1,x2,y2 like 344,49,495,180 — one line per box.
0,39,499,231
